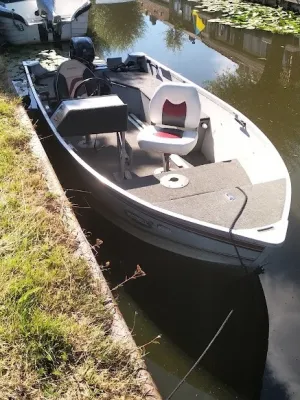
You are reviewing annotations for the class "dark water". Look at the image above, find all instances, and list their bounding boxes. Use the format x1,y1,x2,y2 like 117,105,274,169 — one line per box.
34,1,300,399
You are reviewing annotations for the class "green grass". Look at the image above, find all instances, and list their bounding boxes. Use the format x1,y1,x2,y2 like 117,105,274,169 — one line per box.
0,64,144,399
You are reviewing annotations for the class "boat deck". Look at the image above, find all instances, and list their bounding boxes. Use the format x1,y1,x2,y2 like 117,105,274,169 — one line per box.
120,161,286,229
69,126,286,230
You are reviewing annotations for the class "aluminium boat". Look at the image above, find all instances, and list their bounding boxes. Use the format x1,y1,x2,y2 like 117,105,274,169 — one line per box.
20,37,291,267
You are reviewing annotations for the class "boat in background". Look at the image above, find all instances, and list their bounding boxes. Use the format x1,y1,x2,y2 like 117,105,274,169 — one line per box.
0,0,91,45
20,37,291,268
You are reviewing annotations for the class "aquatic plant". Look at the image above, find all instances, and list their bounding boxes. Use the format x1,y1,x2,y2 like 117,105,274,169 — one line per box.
196,0,300,34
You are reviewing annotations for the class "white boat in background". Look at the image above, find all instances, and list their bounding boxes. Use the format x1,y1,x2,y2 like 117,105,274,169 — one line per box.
0,0,91,45
20,37,291,268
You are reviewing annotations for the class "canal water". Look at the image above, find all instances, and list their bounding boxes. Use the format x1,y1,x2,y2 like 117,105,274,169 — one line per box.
8,0,300,398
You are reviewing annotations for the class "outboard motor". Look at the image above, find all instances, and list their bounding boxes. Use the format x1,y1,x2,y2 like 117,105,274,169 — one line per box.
69,37,95,69
69,37,111,94
36,0,62,39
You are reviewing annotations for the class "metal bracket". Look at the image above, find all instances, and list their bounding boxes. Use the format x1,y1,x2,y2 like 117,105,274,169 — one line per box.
234,114,246,129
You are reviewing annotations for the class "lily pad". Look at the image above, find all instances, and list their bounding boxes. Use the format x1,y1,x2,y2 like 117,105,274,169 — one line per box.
196,0,300,34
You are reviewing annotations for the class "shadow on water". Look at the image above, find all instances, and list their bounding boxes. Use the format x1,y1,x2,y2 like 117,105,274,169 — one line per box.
259,169,300,400
102,244,269,400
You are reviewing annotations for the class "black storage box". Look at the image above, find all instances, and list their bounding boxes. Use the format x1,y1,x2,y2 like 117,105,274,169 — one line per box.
51,95,128,137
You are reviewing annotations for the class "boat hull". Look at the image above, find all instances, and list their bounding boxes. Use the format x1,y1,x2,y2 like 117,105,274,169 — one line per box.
0,11,89,45
76,163,267,268
22,59,281,270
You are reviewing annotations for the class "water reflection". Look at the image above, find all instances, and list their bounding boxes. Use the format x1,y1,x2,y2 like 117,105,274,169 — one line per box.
164,26,186,52
90,0,237,82
203,31,300,172
88,1,146,53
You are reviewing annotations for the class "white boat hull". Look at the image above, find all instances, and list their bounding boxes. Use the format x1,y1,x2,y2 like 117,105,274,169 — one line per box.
0,11,89,44
21,54,290,269
78,166,267,268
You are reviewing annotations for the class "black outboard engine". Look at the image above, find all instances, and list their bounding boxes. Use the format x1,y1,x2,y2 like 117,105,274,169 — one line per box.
69,37,95,69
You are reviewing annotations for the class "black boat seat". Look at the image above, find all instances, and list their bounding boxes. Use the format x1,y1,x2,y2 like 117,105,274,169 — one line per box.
54,59,111,102
54,59,95,101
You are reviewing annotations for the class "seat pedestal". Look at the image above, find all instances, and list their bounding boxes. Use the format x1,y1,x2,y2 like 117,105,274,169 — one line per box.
78,134,93,148
163,153,171,172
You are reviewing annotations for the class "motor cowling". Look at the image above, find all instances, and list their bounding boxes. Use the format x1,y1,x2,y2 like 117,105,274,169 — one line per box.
69,37,95,67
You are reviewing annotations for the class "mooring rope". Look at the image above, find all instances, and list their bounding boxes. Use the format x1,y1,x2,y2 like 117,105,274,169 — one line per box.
165,309,234,400
229,186,249,274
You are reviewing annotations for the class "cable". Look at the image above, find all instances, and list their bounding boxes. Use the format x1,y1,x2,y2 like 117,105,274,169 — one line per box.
165,309,234,400
229,186,249,274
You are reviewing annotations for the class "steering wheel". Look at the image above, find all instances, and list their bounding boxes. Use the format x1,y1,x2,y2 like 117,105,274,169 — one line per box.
74,77,112,98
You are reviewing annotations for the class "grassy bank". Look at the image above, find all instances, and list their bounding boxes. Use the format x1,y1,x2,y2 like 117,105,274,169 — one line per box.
0,64,143,398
